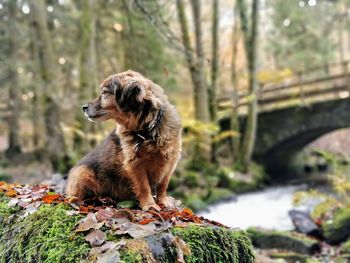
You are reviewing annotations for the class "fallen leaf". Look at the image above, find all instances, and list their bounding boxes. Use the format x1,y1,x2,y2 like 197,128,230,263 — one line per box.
173,236,191,263
79,205,89,213
20,202,42,219
6,189,17,197
85,229,106,247
7,198,19,207
69,203,80,210
66,210,80,216
115,222,157,238
76,213,103,233
96,246,120,263
139,218,156,225
105,217,130,230
42,194,61,204
96,208,114,222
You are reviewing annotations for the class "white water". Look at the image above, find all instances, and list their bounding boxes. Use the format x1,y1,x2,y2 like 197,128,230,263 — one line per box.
199,185,306,231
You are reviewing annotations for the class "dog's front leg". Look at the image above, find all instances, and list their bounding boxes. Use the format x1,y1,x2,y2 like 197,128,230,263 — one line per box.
156,159,178,208
126,166,160,211
156,174,173,208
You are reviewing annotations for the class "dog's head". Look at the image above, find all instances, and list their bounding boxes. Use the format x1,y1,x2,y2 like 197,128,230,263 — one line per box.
82,70,161,126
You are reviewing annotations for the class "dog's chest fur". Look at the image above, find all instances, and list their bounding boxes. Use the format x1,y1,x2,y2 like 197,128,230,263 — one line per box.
118,130,179,185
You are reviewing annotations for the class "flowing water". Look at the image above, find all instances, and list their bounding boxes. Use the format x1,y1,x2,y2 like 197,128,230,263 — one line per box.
199,185,308,231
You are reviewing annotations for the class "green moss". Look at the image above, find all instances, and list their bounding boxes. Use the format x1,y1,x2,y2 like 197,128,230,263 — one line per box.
247,227,319,255
270,252,309,263
0,203,90,263
341,239,350,254
0,194,254,263
169,225,254,263
323,207,350,244
119,250,143,263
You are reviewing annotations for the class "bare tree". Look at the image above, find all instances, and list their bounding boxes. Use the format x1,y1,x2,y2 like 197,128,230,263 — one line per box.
5,1,22,158
75,0,99,151
176,0,211,162
238,0,260,171
29,0,66,171
230,0,242,159
209,0,219,122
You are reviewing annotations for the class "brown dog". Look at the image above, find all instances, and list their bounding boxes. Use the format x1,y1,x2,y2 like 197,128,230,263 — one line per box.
66,70,182,210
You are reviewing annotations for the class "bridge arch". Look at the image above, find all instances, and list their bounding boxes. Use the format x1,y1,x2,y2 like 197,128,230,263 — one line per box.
254,99,350,176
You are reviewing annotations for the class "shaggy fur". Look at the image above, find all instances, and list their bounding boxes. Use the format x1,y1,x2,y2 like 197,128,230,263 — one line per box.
66,70,182,210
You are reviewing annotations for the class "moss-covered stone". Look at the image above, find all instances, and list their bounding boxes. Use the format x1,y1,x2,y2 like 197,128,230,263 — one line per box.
169,225,254,263
247,227,320,255
270,252,310,263
0,194,254,263
341,239,350,254
0,196,90,263
322,207,350,244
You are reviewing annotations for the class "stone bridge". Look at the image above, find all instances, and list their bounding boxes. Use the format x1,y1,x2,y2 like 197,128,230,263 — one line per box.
254,98,350,175
218,60,350,176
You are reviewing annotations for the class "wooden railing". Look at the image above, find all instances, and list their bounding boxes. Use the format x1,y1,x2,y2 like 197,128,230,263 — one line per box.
218,60,350,113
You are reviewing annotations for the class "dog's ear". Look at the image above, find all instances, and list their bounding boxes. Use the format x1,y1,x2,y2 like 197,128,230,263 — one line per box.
115,81,146,112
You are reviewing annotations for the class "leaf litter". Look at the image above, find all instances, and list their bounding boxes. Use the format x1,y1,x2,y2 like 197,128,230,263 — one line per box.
0,181,226,261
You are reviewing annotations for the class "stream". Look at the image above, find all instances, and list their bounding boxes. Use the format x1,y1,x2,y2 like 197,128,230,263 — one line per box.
199,185,310,231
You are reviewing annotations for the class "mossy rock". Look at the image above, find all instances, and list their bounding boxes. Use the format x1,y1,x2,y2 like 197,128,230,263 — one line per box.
322,207,350,244
270,252,311,263
341,239,350,254
0,194,254,263
247,227,320,255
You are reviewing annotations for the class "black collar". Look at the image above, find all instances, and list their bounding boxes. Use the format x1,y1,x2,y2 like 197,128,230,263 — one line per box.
133,108,164,152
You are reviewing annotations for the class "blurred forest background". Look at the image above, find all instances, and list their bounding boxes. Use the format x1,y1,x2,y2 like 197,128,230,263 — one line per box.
3,0,350,261
1,0,350,197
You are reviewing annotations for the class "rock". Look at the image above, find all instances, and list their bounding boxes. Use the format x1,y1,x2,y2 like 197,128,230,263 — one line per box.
270,251,310,263
0,192,254,263
322,207,350,244
288,209,321,237
247,227,320,255
340,239,350,254
41,173,67,194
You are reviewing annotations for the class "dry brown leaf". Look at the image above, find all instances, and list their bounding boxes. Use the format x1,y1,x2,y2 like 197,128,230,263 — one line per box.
96,208,114,222
76,213,103,233
173,236,191,263
85,229,106,247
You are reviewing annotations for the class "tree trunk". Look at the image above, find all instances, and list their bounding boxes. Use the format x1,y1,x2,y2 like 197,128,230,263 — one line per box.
209,0,219,163
209,0,219,123
176,0,211,162
190,0,210,124
5,1,22,158
239,0,260,172
230,0,241,160
29,0,66,171
29,18,46,151
75,0,99,151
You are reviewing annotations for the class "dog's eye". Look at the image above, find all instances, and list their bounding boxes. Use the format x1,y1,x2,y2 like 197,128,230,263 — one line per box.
101,90,109,95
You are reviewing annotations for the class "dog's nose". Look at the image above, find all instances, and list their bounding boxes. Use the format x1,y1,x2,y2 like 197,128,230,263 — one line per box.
82,104,89,111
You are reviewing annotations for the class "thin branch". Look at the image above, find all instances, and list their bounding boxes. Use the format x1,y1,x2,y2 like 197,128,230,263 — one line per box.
133,0,186,54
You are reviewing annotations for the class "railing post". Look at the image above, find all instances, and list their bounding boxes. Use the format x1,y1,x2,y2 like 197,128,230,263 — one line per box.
343,61,350,93
298,72,305,105
325,64,329,75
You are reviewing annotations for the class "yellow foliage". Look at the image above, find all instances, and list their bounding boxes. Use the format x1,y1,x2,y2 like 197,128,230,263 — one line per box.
258,68,294,84
213,130,240,143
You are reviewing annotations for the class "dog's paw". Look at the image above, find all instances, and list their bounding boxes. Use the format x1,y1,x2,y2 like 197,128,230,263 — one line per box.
157,196,176,209
142,203,161,212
